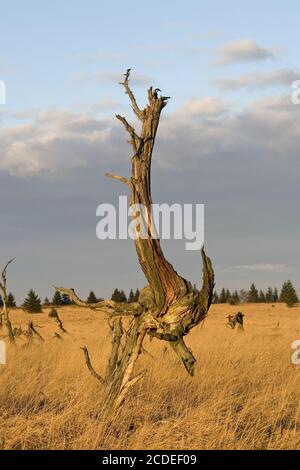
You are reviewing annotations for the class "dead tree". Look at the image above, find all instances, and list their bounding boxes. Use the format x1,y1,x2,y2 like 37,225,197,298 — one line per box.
55,70,214,417
49,308,69,336
227,312,245,331
0,259,16,344
26,320,44,343
13,326,23,337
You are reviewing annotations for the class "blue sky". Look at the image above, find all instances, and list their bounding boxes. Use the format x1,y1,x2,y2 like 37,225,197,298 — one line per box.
1,0,299,113
0,1,300,302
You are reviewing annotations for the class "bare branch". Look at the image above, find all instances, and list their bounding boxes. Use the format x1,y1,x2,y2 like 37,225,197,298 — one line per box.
196,246,215,324
81,346,107,385
148,330,178,342
115,114,141,152
119,69,145,121
50,309,69,335
53,286,143,317
53,286,110,309
115,114,135,134
0,258,15,294
27,320,44,342
105,173,129,186
170,337,196,376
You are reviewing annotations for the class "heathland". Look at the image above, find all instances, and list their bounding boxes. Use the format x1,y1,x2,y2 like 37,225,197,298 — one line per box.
0,303,299,450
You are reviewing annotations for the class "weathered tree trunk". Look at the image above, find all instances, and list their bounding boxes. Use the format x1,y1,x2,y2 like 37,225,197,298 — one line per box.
56,70,214,418
0,259,15,345
105,318,123,382
101,318,146,418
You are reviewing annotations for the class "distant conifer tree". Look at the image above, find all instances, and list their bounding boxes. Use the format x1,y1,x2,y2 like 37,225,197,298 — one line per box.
111,288,127,302
128,289,135,303
44,297,50,306
111,288,121,302
259,290,266,303
247,283,259,303
119,290,127,302
87,291,98,303
225,289,231,301
220,288,227,304
265,287,274,303
280,280,299,307
52,291,63,306
7,292,16,307
213,291,219,304
23,290,42,313
229,290,240,305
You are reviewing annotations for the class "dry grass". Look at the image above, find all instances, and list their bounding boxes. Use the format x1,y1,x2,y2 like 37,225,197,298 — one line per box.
0,303,300,450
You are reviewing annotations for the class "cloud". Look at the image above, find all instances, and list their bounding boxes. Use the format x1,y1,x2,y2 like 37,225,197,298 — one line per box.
0,97,227,177
92,96,127,113
215,38,276,65
1,93,300,294
172,97,227,119
217,69,300,91
93,97,125,112
0,109,11,122
157,93,300,173
0,109,122,177
217,264,290,273
1,92,300,181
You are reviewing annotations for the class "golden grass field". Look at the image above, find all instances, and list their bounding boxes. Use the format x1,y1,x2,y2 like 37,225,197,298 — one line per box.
0,303,300,450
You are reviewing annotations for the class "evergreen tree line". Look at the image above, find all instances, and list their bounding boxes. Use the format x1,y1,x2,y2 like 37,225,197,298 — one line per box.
214,281,299,307
111,288,140,303
1,288,141,313
3,282,298,313
0,292,16,308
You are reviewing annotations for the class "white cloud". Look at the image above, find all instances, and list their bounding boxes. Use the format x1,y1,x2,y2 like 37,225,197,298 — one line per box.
215,38,276,65
174,97,227,118
0,109,119,177
217,69,300,90
218,264,290,273
1,93,300,179
158,94,300,172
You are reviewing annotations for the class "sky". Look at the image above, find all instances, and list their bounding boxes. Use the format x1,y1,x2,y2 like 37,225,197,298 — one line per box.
0,0,300,303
